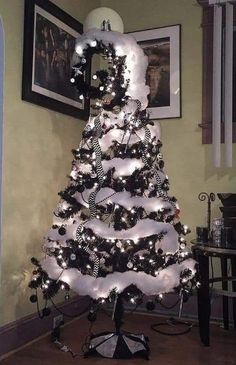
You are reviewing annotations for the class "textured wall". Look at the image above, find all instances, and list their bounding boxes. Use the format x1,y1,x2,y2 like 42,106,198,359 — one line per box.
1,0,235,327
0,0,99,326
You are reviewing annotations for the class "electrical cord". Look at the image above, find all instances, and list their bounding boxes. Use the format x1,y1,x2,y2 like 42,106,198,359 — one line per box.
159,298,180,310
49,297,92,319
151,317,193,336
151,294,193,336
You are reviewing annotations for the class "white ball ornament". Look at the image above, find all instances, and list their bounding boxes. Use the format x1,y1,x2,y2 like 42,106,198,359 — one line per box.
70,254,76,261
84,7,124,33
127,261,133,269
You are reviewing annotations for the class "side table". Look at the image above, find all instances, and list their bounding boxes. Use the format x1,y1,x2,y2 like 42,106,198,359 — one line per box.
191,240,236,346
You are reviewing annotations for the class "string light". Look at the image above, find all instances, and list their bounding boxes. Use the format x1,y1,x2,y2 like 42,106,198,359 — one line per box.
90,40,97,47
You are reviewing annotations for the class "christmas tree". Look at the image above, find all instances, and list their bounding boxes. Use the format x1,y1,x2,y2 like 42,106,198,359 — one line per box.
29,28,197,358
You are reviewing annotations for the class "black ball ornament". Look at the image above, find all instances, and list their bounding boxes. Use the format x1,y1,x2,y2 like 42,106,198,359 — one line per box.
58,227,66,235
146,300,155,311
65,293,70,301
87,310,97,322
30,294,38,303
157,248,163,255
42,307,51,317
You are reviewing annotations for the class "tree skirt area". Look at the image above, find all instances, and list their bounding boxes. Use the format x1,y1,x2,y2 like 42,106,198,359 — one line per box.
1,312,236,365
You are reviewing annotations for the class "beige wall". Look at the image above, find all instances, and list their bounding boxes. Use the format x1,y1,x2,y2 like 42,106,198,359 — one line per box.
0,0,99,326
1,0,235,327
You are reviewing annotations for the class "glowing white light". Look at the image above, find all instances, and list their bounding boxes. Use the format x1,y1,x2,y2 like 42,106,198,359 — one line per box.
70,77,75,83
99,86,104,91
61,284,65,289
59,250,63,254
130,297,135,304
111,92,116,96
76,45,83,55
115,46,124,56
58,255,62,259
79,94,84,100
159,293,163,299
92,74,98,80
62,262,67,268
90,40,97,47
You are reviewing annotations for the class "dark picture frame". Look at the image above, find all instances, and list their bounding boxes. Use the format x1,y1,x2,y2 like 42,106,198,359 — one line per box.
130,25,181,120
22,0,90,120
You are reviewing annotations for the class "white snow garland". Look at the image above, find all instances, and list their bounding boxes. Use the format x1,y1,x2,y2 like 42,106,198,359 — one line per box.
99,123,161,152
41,256,196,299
46,217,179,254
85,218,179,254
73,29,150,110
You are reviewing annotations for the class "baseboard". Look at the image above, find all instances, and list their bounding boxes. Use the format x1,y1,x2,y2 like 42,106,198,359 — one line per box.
0,295,90,357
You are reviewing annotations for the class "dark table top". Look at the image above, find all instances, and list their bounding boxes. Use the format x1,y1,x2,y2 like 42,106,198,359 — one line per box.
191,239,236,256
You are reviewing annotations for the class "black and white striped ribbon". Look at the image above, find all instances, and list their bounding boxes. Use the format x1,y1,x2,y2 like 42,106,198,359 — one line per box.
88,190,98,218
134,99,141,111
92,117,104,186
94,116,102,137
141,126,163,197
76,223,99,277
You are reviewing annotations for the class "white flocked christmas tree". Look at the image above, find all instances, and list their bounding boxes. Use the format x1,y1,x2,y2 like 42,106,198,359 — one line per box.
29,28,197,314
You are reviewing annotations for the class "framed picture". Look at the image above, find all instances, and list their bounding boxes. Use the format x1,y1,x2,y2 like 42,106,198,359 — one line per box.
22,0,90,120
130,25,181,120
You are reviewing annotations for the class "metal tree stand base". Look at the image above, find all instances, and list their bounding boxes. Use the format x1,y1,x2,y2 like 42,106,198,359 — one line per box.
84,295,150,359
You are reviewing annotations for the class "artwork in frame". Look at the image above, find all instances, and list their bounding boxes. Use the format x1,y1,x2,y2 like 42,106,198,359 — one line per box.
22,0,90,120
130,25,181,120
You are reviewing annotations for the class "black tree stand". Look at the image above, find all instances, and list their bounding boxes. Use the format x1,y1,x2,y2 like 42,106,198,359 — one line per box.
84,295,150,359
